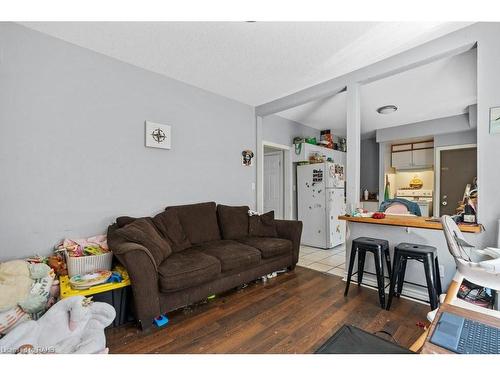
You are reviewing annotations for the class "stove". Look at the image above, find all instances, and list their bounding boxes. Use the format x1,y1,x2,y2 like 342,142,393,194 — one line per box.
396,189,433,201
396,189,433,216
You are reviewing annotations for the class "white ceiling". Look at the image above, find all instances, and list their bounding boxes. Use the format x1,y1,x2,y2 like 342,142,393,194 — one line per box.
278,48,477,136
20,21,472,106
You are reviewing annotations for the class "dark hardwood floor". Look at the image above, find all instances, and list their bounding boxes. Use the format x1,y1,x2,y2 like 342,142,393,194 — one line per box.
106,266,429,353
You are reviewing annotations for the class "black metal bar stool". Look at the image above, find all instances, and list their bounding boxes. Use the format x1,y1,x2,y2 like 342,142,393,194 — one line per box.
386,243,442,311
344,237,392,309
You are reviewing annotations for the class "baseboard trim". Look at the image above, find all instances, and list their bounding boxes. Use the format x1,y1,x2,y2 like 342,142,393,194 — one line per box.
342,272,431,306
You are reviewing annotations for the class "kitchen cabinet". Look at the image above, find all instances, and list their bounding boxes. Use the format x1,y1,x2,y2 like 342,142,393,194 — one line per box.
412,148,434,167
391,140,434,170
391,150,413,169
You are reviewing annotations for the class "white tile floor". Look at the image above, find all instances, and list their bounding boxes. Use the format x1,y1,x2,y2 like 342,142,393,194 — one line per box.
297,243,346,277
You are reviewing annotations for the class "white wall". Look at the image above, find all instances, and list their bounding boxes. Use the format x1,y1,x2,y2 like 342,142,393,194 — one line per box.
0,23,257,260
262,114,320,146
262,114,320,219
434,129,477,147
376,113,474,143
472,23,500,247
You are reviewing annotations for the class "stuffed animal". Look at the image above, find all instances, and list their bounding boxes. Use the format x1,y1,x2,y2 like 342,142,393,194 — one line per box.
0,262,54,337
46,254,68,276
0,260,35,312
0,296,116,354
0,260,52,312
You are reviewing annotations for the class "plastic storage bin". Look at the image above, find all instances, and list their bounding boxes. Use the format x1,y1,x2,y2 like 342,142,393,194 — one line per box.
65,251,113,277
92,286,134,327
59,266,133,327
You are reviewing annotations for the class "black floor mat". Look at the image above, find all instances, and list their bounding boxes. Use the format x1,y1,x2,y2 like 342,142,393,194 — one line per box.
315,325,414,354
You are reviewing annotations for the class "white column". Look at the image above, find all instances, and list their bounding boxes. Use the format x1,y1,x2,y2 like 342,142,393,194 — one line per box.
256,115,264,212
346,83,361,212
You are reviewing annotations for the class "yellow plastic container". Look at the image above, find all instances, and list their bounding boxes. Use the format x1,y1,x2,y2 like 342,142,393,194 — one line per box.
59,265,131,299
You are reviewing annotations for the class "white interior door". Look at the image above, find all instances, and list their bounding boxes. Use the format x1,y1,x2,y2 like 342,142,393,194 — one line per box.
264,152,284,218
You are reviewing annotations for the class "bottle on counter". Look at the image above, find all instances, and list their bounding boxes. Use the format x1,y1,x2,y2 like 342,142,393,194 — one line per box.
462,187,477,224
462,198,477,224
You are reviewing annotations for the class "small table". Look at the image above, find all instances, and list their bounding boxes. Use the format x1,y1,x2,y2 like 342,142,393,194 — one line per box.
421,303,500,354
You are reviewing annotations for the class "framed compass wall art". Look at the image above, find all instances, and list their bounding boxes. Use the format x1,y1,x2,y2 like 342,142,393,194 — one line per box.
490,106,500,134
145,121,171,149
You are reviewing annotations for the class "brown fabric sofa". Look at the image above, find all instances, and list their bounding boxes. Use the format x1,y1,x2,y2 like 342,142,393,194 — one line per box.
107,202,302,329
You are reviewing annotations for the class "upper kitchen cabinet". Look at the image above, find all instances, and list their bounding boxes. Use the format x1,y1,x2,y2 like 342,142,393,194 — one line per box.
391,140,434,170
391,143,413,169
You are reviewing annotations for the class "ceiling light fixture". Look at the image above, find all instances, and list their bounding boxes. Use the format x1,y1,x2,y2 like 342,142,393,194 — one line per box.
376,105,398,114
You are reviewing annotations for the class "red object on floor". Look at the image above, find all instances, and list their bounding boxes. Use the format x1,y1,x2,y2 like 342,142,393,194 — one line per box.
416,321,426,329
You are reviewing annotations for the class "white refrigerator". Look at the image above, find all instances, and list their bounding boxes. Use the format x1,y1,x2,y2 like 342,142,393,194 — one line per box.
297,162,346,249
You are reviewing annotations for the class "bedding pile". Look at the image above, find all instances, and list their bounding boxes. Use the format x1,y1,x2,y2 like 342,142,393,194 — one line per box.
0,260,58,338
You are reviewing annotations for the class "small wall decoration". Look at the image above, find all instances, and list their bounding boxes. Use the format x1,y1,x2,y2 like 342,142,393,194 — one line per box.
145,121,171,149
490,107,500,134
242,150,254,166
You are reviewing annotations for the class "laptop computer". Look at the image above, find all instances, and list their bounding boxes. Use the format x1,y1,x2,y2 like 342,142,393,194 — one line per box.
430,311,500,354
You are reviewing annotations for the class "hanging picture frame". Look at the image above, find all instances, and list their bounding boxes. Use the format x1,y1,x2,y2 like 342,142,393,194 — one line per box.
489,106,500,134
145,121,171,149
242,150,254,166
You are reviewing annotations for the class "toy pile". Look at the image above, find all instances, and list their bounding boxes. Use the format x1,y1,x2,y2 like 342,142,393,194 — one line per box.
55,235,109,257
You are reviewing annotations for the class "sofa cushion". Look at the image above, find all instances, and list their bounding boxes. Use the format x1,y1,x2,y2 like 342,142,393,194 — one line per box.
158,250,221,293
194,240,261,272
248,211,278,238
236,237,292,259
153,210,192,252
166,202,221,244
217,205,250,240
114,218,172,265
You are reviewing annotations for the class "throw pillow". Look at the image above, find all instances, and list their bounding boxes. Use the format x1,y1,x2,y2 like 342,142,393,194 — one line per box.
114,218,172,265
248,211,278,238
152,210,192,252
217,205,250,240
166,202,221,244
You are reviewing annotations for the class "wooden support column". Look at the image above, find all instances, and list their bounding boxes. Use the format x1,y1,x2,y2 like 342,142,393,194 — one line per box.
346,83,361,212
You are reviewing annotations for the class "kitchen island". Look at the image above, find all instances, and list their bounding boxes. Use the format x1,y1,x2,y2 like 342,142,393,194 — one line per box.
338,215,482,304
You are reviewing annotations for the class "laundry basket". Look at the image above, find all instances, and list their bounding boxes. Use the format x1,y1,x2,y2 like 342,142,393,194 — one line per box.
65,251,113,278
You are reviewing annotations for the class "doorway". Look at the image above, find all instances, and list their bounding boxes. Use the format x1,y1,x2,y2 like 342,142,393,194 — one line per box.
263,146,284,219
435,144,477,216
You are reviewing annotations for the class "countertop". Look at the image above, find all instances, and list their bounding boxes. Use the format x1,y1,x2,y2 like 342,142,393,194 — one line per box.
338,215,482,233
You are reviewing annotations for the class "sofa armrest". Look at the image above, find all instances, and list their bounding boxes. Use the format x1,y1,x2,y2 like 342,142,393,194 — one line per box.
114,243,161,330
274,219,303,265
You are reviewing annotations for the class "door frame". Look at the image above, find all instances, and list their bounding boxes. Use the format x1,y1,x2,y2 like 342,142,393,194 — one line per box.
434,143,477,217
263,150,284,219
259,141,293,219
